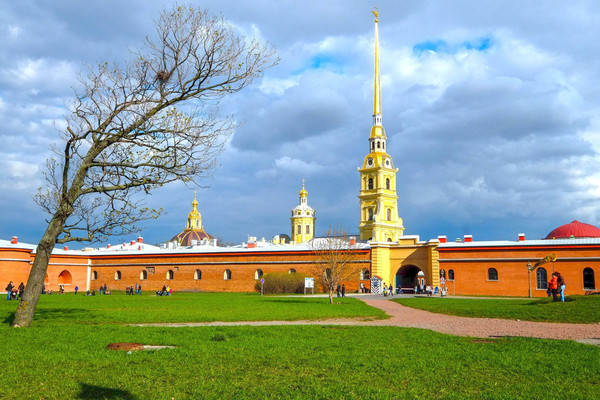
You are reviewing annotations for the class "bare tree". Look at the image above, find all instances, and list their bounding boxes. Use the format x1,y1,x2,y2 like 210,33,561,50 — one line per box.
12,5,277,328
309,227,362,304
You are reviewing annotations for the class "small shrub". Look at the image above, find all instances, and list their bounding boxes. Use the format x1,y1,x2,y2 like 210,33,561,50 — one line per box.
255,271,308,294
210,333,228,342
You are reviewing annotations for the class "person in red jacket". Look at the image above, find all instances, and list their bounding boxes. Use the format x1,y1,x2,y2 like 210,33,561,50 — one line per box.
548,272,559,302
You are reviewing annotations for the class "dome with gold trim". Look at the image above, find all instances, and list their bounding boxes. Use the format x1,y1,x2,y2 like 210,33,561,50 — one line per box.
170,193,214,246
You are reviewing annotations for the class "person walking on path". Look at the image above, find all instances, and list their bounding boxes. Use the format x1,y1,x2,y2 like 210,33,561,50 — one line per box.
336,284,341,297
556,272,566,302
18,282,25,299
5,281,13,300
74,285,78,295
341,284,346,297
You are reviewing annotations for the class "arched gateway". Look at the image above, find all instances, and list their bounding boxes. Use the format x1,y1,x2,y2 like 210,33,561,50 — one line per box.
395,265,425,291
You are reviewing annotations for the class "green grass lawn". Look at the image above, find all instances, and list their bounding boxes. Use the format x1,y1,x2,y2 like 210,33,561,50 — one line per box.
1,292,387,326
393,295,600,323
1,293,598,399
1,324,598,399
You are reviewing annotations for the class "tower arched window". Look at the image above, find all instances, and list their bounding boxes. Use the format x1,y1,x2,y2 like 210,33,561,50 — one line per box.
140,270,147,280
297,224,301,234
386,208,391,221
306,225,310,234
377,142,380,148
224,269,232,280
536,268,547,290
385,178,390,190
368,208,374,221
194,269,202,280
487,268,498,281
368,178,373,190
583,267,595,290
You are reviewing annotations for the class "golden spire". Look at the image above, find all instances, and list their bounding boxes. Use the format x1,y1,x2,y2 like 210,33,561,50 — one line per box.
373,8,381,122
186,191,202,230
299,179,308,198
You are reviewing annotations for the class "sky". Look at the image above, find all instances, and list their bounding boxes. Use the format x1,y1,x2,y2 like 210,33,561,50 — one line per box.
2,0,600,247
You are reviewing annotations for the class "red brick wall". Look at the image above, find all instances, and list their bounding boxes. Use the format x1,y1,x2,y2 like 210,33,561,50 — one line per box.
89,250,371,293
439,245,600,297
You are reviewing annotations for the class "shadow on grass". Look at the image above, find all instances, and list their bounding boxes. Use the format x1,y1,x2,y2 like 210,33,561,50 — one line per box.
78,383,137,400
34,308,95,321
264,298,323,304
2,311,14,325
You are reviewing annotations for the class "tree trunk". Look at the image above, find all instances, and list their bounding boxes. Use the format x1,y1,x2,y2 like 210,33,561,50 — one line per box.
11,215,66,328
329,288,334,304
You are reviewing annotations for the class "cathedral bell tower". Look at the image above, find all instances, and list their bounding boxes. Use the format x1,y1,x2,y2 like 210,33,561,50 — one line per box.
291,180,316,244
358,10,405,242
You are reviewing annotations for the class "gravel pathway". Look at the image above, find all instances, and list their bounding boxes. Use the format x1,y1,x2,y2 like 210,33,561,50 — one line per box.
135,297,600,342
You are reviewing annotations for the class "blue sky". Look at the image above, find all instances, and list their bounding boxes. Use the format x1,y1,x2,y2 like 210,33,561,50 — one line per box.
2,0,600,247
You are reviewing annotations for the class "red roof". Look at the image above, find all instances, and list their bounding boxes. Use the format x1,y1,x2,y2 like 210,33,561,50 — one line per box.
170,229,214,246
544,220,600,239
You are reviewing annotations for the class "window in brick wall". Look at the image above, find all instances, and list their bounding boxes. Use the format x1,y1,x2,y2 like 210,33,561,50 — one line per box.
255,269,263,280
115,270,121,280
166,270,174,280
584,267,596,290
536,268,547,290
487,268,498,281
194,269,202,280
140,270,147,280
224,269,232,280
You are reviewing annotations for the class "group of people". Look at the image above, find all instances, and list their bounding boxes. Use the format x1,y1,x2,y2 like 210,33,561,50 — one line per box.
548,272,566,302
156,285,172,296
125,284,142,295
4,281,24,300
98,284,111,295
335,284,346,297
383,283,395,296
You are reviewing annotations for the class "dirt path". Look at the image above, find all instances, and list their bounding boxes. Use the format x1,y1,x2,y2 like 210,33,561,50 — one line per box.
135,297,600,342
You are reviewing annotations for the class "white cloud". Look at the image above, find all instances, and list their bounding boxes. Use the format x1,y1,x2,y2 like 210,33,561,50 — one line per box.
274,156,322,173
8,25,21,39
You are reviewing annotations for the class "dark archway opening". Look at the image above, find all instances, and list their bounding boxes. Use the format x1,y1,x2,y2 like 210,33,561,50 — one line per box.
395,265,422,290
